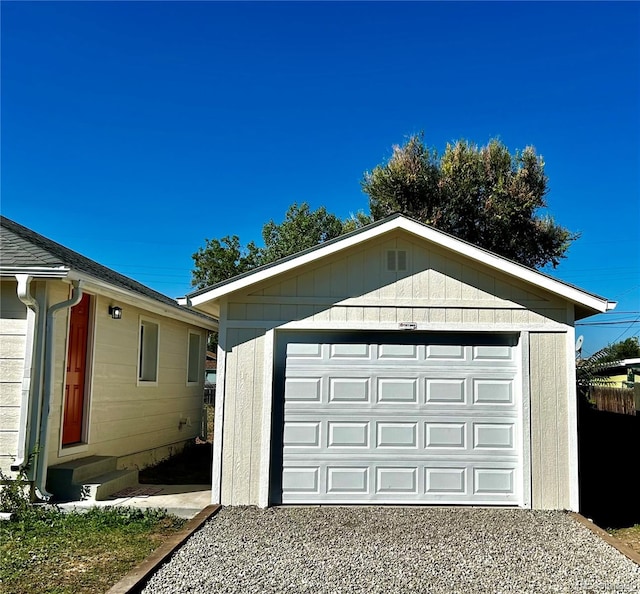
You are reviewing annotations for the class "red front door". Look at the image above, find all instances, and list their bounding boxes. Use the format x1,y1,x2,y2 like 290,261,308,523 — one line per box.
62,293,91,446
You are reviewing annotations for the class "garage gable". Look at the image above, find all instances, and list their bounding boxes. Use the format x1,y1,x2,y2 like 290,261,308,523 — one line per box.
228,230,569,326
188,214,613,319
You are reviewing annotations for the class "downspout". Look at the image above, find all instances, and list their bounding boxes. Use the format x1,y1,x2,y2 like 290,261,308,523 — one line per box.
12,275,43,473
33,281,83,500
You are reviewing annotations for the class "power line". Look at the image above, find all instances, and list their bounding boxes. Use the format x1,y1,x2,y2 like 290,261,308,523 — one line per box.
611,316,640,344
576,320,640,326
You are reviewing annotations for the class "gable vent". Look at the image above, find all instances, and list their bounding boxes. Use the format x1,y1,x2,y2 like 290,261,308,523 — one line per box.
386,249,407,272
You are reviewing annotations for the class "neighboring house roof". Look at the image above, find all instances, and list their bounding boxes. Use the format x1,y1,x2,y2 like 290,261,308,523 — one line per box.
206,350,217,370
600,358,640,372
1,216,217,329
187,213,615,320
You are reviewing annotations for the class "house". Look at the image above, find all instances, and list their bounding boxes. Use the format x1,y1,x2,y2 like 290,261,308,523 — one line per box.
0,216,218,500
186,214,615,511
205,350,217,385
598,358,640,389
204,351,217,405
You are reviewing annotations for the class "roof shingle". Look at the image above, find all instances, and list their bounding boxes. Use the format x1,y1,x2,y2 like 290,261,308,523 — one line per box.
0,216,199,316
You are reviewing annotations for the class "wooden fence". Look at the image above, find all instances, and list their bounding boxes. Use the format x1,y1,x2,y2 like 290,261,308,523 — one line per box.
591,385,635,415
204,385,216,405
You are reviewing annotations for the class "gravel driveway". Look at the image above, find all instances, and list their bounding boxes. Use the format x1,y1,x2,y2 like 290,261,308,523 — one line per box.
143,507,640,593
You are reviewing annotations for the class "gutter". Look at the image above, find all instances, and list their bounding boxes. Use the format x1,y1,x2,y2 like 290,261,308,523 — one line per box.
33,281,83,500
67,270,218,331
1,266,70,278
12,275,45,473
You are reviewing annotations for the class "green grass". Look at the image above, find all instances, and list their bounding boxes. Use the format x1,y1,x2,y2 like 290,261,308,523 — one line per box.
609,524,640,555
0,506,185,594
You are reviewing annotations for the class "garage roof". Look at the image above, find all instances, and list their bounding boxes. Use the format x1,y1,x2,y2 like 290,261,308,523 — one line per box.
187,213,615,320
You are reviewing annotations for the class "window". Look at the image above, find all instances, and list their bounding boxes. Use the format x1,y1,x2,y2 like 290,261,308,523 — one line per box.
386,249,407,272
138,319,159,383
187,331,201,384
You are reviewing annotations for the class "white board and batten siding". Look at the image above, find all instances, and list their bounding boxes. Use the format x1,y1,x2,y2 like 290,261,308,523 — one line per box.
216,231,576,509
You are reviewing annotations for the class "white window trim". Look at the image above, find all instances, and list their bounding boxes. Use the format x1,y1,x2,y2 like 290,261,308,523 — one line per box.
137,315,160,386
186,329,203,386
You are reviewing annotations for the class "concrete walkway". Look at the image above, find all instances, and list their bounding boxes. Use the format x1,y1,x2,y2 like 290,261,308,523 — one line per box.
56,484,212,519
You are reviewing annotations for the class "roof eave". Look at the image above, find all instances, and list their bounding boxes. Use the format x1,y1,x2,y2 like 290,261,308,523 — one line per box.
67,270,219,330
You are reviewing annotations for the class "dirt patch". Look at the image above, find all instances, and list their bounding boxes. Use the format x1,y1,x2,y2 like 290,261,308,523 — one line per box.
139,442,212,485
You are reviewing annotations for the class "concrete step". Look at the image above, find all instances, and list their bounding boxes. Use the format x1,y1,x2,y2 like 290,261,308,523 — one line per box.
82,469,139,501
48,455,117,485
46,456,138,502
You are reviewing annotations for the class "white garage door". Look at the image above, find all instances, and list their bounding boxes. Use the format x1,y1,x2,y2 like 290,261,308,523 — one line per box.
280,335,522,505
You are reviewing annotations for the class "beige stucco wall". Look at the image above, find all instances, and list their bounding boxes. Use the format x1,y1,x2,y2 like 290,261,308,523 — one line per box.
216,231,575,508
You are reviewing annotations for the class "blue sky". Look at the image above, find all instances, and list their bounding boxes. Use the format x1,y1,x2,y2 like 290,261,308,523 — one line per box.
2,1,639,355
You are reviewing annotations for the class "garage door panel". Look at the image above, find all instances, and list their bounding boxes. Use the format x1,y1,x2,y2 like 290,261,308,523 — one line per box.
472,345,514,361
378,344,419,359
425,422,466,449
286,343,322,358
328,422,369,448
280,335,521,505
284,378,322,402
425,378,466,403
327,467,369,493
377,378,418,403
376,422,418,448
281,461,521,504
283,422,321,447
473,379,514,404
282,467,319,494
329,377,371,402
426,344,465,360
284,377,516,410
473,422,515,450
330,344,371,359
473,467,516,496
376,467,417,494
425,467,467,494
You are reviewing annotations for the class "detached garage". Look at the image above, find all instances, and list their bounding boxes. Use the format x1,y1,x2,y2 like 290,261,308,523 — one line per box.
187,214,614,510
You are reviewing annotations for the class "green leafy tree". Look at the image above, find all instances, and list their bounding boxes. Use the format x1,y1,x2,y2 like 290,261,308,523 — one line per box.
192,203,348,290
342,210,373,233
362,134,578,269
597,337,640,364
191,235,262,288
260,203,344,263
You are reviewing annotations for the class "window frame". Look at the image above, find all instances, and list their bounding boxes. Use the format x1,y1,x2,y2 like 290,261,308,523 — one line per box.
187,329,203,386
137,316,160,386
